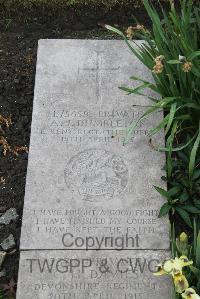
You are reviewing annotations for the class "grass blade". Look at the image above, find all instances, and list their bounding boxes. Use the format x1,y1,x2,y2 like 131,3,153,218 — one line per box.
189,122,200,179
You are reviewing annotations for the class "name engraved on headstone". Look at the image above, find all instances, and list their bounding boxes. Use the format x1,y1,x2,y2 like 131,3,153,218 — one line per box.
40,104,149,144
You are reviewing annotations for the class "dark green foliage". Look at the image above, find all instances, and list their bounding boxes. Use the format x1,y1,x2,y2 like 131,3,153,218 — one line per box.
157,145,200,228
107,1,200,296
0,289,5,299
106,0,200,227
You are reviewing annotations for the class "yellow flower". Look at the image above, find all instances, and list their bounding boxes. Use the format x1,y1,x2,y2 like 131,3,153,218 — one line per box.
154,256,193,295
180,232,188,243
154,256,193,276
182,62,193,72
174,273,189,293
179,256,193,267
163,256,192,275
177,232,189,253
182,288,200,299
163,258,182,274
154,263,167,276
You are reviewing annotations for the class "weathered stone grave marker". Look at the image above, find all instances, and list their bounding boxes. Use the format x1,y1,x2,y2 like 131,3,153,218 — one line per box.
17,40,171,299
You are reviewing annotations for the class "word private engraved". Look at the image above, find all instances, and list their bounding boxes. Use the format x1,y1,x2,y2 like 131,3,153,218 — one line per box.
64,149,128,202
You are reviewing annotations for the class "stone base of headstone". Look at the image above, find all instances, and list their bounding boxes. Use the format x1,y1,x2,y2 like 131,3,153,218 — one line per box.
17,250,171,299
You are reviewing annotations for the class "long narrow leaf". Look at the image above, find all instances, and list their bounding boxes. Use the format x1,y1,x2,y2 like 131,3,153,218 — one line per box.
123,97,177,144
148,115,169,137
196,231,200,268
105,25,145,63
189,122,200,179
165,103,177,135
158,133,198,152
119,82,153,96
188,50,200,60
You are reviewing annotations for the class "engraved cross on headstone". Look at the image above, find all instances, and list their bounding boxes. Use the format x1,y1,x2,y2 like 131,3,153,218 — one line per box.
78,50,120,101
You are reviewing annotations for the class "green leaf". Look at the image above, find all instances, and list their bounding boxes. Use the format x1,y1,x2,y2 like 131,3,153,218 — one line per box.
119,83,152,96
124,96,179,144
196,232,200,268
197,278,200,293
148,115,169,137
143,0,168,44
176,207,192,228
159,203,171,217
167,60,182,64
154,186,172,199
194,217,197,257
179,103,200,110
105,25,144,62
165,103,177,135
194,202,200,210
130,76,158,93
188,50,200,60
182,206,200,214
158,133,198,152
0,288,5,299
190,265,200,277
166,121,178,178
168,186,180,197
192,169,200,180
189,122,200,179
179,190,189,203
105,25,125,39
170,222,176,259
123,107,157,144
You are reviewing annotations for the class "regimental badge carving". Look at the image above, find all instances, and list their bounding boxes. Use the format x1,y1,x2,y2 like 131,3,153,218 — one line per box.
64,149,128,202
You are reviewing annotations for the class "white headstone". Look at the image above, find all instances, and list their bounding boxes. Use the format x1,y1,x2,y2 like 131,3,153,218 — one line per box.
17,40,171,299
